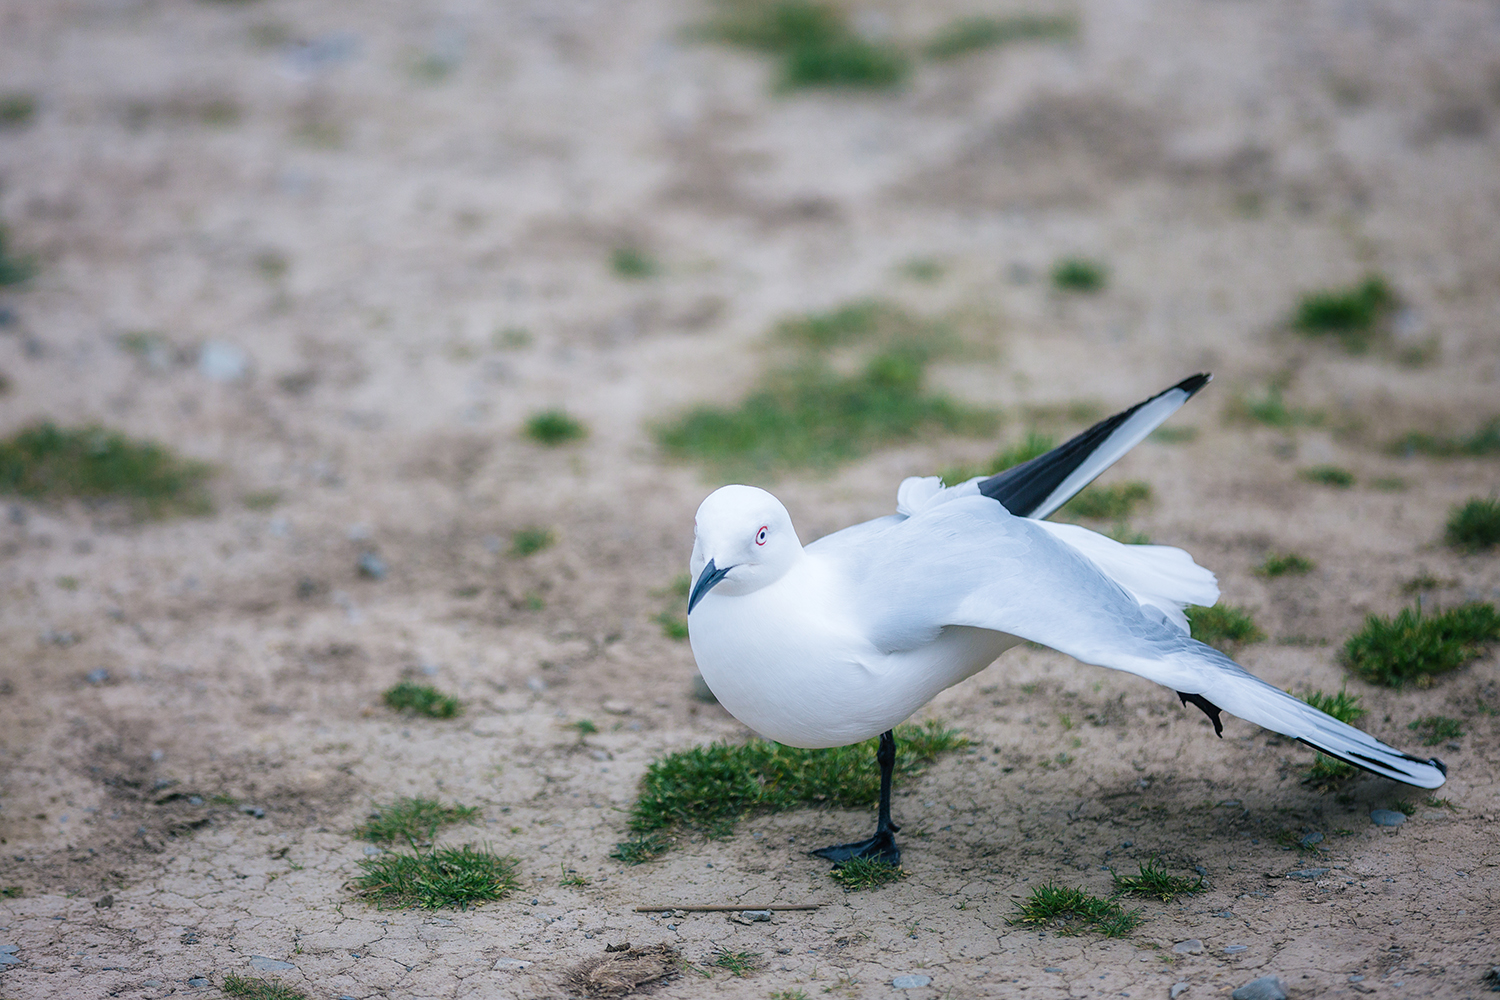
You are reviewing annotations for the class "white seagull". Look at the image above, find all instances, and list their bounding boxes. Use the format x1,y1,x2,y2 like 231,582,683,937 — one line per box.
685,374,1446,865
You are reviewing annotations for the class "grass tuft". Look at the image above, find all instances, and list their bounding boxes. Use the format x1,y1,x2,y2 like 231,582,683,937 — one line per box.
623,720,965,845
1300,465,1355,488
705,1,909,91
1406,715,1464,746
1010,883,1141,937
609,832,671,865
1302,688,1368,780
1445,497,1500,553
1051,257,1107,293
1061,481,1151,520
524,408,586,445
1257,552,1315,577
1342,602,1500,687
354,798,480,848
0,225,38,286
828,857,906,891
710,948,762,976
510,526,556,557
1187,604,1265,649
611,247,658,279
1292,276,1397,352
222,975,309,1000
941,432,1054,486
1110,859,1205,902
925,14,1076,60
0,423,212,516
383,681,461,719
353,844,519,909
1389,417,1500,458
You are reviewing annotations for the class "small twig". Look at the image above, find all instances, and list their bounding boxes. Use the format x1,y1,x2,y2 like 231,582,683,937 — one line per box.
633,903,821,912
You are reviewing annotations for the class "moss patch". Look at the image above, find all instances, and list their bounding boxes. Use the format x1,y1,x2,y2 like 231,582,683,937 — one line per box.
1061,480,1152,520
0,423,212,517
1257,552,1314,577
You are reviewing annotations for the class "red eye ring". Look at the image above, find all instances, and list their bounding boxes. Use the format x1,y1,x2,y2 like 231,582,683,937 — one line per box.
755,525,768,545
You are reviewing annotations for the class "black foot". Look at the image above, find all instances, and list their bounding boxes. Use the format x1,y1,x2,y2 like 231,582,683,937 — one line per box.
809,828,900,867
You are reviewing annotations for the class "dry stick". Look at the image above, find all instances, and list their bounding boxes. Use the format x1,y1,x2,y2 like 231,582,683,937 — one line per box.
633,904,821,912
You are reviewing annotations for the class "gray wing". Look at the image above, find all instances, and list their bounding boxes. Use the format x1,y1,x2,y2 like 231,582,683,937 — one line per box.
836,496,1446,788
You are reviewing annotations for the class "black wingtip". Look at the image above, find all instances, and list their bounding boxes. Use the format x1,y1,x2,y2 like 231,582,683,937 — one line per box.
1175,373,1212,397
1429,757,1447,777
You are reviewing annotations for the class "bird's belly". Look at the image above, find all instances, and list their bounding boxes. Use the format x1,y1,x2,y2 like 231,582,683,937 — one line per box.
690,594,1017,748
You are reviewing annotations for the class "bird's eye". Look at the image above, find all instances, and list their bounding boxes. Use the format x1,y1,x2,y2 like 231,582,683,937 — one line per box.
755,525,768,546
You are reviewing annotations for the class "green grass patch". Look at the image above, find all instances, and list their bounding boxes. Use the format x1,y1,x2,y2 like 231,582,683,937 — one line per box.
704,1,909,91
1342,602,1500,687
654,610,689,640
524,408,586,445
1300,465,1355,488
925,14,1076,60
621,720,965,845
940,431,1054,486
609,832,672,865
1010,883,1141,937
353,844,519,909
1292,275,1397,352
710,948,762,976
1302,689,1368,780
1389,417,1500,458
0,225,37,286
657,344,996,474
354,798,480,848
510,526,556,557
221,975,309,1000
1060,480,1151,520
773,298,891,349
1257,552,1314,577
828,857,906,891
1110,859,1205,902
382,681,462,719
0,93,37,129
1227,385,1322,428
611,246,658,279
1406,715,1464,746
1445,497,1500,553
1051,257,1107,293
559,863,591,887
0,423,212,516
573,718,599,736
1187,604,1265,648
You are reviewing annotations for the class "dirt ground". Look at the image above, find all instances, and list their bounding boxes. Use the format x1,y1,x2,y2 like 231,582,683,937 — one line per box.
1,0,1499,997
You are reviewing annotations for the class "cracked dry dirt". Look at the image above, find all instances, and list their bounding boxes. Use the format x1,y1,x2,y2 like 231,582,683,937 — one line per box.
1,0,1499,997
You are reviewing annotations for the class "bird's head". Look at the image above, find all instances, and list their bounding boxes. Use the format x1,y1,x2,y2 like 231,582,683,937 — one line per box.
688,485,802,612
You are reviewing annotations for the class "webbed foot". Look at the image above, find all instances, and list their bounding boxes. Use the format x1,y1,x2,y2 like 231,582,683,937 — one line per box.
809,827,900,866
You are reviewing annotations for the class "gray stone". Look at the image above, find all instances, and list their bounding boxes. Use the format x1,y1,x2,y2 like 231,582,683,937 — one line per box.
248,956,296,972
892,975,932,989
1043,968,1063,973
1286,868,1329,880
1348,974,1364,983
0,946,17,953
1370,809,1407,827
187,979,211,988
1298,831,1324,847
239,805,266,819
142,981,162,988
0,953,20,965
1171,984,1190,999
494,958,531,971
1173,939,1204,955
739,910,772,921
1231,975,1287,1000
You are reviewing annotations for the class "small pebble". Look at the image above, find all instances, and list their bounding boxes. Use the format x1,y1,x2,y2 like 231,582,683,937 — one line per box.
1224,944,1248,954
892,975,932,989
1299,832,1324,847
739,910,772,922
187,978,210,988
238,805,266,819
356,552,386,580
85,668,109,685
1370,809,1407,827
1231,975,1287,1000
1348,974,1364,983
248,956,296,972
142,981,162,988
494,958,531,971
1286,868,1329,880
1172,940,1203,955
1171,984,1190,999
1044,967,1063,973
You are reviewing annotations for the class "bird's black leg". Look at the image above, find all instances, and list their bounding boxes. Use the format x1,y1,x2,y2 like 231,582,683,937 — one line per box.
810,730,901,866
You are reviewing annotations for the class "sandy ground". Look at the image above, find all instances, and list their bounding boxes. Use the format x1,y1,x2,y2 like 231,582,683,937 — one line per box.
1,0,1499,997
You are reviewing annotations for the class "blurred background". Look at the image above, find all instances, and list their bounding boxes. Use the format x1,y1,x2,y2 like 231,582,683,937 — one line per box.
0,0,1498,996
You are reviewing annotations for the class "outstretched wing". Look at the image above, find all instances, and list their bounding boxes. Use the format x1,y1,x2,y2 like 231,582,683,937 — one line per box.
848,497,1446,789
980,373,1211,519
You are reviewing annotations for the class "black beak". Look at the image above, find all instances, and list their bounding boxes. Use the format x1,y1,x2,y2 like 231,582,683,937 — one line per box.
688,559,732,614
